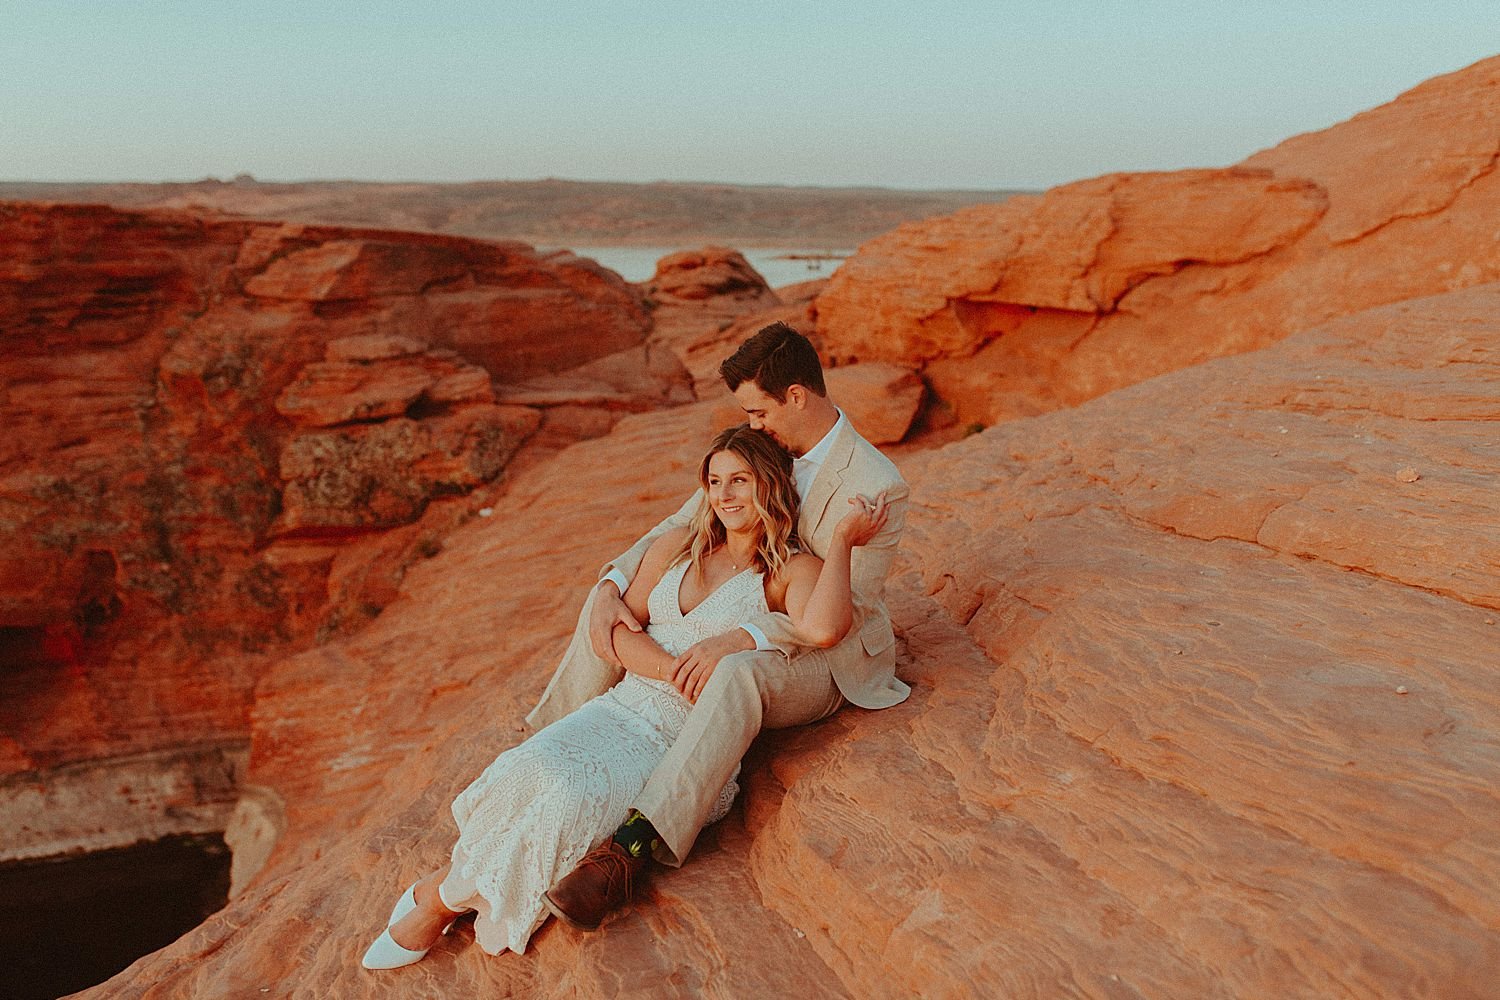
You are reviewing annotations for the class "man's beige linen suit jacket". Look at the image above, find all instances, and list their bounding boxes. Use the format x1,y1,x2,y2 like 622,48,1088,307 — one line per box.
530,418,909,726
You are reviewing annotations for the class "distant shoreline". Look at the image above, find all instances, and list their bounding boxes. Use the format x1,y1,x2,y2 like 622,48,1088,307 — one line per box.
0,176,1028,197
0,177,1027,250
556,245,852,284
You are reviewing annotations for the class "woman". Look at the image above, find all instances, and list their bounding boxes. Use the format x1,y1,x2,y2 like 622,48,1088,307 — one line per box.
362,425,888,969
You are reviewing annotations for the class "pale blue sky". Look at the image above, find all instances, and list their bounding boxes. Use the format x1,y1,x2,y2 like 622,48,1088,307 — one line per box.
2,1,1496,189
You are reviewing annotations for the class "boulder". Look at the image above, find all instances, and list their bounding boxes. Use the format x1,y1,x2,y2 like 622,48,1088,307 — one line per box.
644,246,780,304
638,247,783,389
824,363,924,445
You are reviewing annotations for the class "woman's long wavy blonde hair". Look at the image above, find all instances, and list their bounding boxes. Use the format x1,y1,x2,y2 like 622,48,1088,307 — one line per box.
670,425,801,581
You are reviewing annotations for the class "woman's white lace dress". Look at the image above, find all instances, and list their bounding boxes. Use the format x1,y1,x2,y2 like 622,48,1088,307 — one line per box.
437,560,763,954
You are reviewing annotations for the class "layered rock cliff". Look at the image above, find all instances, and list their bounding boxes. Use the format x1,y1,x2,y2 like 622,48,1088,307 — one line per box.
0,206,662,858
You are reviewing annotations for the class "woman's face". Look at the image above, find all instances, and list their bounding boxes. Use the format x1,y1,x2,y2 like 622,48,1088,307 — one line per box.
706,449,758,533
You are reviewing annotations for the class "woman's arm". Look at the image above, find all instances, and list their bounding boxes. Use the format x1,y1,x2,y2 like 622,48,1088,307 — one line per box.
611,528,689,680
587,490,704,666
782,494,891,648
612,623,675,680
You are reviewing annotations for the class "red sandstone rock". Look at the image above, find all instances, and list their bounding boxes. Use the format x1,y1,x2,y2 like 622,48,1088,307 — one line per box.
644,246,779,303
638,247,783,392
0,203,649,782
273,405,541,536
84,283,1500,997
275,337,495,428
18,59,1500,1000
823,363,924,445
772,276,829,304
276,359,443,426
816,55,1500,426
496,343,693,412
705,359,925,447
672,293,827,399
681,283,924,444
243,239,468,301
324,333,428,362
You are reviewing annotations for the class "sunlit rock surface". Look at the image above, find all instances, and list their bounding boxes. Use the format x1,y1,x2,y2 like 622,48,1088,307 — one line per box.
85,281,1500,997
816,56,1500,426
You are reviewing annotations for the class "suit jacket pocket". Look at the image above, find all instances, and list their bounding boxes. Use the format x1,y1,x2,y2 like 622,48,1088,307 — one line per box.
860,617,895,656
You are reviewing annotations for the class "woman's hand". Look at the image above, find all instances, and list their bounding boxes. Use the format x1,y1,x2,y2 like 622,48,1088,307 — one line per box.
669,629,754,703
834,491,890,547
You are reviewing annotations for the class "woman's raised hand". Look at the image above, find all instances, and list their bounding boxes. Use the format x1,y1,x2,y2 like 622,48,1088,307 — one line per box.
835,491,890,547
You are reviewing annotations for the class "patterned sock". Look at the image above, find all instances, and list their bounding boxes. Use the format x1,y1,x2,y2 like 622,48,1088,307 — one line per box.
612,809,660,860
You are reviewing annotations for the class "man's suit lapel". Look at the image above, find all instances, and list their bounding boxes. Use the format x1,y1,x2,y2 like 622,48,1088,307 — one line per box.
799,423,856,549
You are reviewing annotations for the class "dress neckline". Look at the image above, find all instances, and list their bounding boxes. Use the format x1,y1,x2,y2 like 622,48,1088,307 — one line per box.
674,561,758,618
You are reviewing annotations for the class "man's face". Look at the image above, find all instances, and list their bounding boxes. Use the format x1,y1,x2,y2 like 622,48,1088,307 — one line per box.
732,382,799,454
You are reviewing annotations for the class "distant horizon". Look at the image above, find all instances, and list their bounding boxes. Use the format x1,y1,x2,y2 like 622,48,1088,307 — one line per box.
6,3,1498,190
0,176,1036,194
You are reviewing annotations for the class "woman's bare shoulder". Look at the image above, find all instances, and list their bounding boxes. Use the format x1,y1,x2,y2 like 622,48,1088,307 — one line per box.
627,528,693,612
650,526,692,552
783,550,824,581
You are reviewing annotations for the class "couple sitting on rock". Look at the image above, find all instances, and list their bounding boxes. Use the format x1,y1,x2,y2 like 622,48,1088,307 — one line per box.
362,322,911,969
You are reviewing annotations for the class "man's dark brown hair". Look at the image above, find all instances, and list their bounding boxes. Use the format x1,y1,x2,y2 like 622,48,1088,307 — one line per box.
719,322,827,402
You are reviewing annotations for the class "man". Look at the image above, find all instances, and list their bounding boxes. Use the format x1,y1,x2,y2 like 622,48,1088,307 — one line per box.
527,321,910,928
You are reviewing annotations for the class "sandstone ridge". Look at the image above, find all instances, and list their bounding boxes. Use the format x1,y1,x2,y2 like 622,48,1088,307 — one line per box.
816,55,1500,427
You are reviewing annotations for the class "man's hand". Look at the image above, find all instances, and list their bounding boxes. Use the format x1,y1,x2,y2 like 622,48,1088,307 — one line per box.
588,580,642,667
670,628,755,703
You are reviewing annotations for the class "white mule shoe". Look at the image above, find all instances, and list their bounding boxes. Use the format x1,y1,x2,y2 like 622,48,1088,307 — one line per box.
363,881,467,971
385,883,419,927
360,915,463,971
361,927,433,970
387,880,471,928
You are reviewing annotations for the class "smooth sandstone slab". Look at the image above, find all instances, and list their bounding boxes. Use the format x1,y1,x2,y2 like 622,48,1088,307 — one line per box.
87,282,1500,997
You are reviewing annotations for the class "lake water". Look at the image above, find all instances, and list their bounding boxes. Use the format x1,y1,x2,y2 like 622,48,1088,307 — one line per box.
554,246,853,288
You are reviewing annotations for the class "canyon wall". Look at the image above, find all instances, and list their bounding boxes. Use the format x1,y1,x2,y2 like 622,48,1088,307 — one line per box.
0,205,663,858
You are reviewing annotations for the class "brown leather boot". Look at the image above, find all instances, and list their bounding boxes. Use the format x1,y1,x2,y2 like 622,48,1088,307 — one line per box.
543,841,648,930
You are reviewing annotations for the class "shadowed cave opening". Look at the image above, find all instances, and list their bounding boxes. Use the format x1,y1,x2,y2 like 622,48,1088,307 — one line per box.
0,624,78,672
0,833,232,1000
